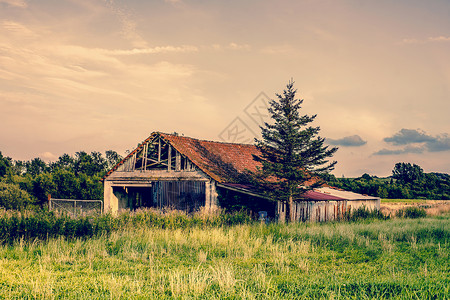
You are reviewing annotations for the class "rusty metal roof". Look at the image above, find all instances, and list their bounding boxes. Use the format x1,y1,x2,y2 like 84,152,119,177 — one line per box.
301,190,345,201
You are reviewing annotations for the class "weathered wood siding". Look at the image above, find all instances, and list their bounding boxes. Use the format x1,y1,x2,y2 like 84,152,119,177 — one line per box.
277,198,381,222
152,181,205,212
278,200,348,222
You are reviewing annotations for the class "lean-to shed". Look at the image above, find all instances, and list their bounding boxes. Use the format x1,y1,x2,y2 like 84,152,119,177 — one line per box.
103,132,380,221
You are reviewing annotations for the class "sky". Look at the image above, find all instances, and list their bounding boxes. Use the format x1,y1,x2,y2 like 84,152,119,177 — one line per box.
0,0,449,177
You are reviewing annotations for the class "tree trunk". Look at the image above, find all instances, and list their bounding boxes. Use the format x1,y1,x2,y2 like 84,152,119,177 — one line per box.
278,202,286,224
288,195,295,222
283,201,289,223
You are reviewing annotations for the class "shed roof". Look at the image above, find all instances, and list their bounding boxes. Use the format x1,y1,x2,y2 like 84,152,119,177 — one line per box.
301,190,345,201
219,183,375,201
316,187,379,200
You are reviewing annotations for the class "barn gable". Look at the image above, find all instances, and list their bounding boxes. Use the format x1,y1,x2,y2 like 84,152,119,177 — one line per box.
104,132,200,177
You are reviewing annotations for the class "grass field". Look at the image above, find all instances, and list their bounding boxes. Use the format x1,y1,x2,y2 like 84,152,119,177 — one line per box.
381,199,429,204
381,199,450,218
0,213,448,299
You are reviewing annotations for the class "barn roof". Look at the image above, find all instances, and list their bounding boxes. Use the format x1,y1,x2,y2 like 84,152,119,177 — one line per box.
103,132,262,183
159,132,261,183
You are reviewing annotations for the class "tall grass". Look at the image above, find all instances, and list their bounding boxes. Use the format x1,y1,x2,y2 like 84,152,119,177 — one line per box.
0,208,252,244
0,212,448,299
345,206,390,221
0,206,434,245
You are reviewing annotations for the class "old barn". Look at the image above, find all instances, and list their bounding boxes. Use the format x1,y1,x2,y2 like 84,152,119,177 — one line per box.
103,132,380,221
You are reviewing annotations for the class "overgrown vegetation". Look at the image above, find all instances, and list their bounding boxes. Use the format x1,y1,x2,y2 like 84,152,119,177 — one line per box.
0,208,253,244
0,212,448,298
345,206,390,222
395,206,427,219
0,206,430,245
0,182,34,210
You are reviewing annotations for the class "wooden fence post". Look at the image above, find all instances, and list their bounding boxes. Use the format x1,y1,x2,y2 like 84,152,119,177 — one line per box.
48,194,51,211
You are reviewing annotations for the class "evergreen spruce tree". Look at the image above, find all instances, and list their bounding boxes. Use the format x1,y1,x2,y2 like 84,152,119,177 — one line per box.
252,80,338,222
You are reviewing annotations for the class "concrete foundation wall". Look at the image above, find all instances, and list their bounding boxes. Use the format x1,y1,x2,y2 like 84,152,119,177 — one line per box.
205,180,219,210
103,180,119,213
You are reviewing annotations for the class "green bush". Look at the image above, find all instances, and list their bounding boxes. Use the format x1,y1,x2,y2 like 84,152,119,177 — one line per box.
0,182,35,210
346,206,388,222
396,206,427,218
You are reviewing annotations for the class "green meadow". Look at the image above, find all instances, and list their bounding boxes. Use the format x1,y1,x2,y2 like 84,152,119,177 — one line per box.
381,199,430,204
0,211,448,299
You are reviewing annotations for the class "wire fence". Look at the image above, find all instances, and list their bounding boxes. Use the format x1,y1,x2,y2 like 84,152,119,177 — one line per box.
49,198,103,217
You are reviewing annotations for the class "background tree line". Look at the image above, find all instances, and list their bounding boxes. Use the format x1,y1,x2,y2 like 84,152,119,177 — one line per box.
322,162,450,200
0,150,122,210
1,149,449,211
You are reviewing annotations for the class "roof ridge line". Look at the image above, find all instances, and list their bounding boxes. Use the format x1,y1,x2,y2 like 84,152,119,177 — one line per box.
159,131,256,147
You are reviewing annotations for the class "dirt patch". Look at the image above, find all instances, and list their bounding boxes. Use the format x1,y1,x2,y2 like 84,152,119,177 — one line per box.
381,200,450,217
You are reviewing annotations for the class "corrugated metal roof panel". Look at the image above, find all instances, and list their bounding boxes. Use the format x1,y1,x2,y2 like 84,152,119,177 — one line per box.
317,187,379,200
301,190,345,201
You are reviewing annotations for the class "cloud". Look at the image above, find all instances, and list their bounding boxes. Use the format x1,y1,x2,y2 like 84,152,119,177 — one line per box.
102,0,148,47
1,21,37,38
427,134,450,152
373,145,425,156
384,128,435,145
260,44,295,54
0,20,202,108
401,36,450,44
428,36,450,42
227,42,251,51
164,0,183,4
327,135,367,147
375,129,450,155
209,43,251,51
0,0,27,8
401,38,421,44
102,45,198,55
39,151,57,162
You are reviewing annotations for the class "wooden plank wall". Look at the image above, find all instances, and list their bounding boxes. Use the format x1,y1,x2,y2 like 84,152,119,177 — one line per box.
278,200,350,222
152,181,206,212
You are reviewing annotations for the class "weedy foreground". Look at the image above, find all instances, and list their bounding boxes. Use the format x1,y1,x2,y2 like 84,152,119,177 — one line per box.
0,211,448,299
